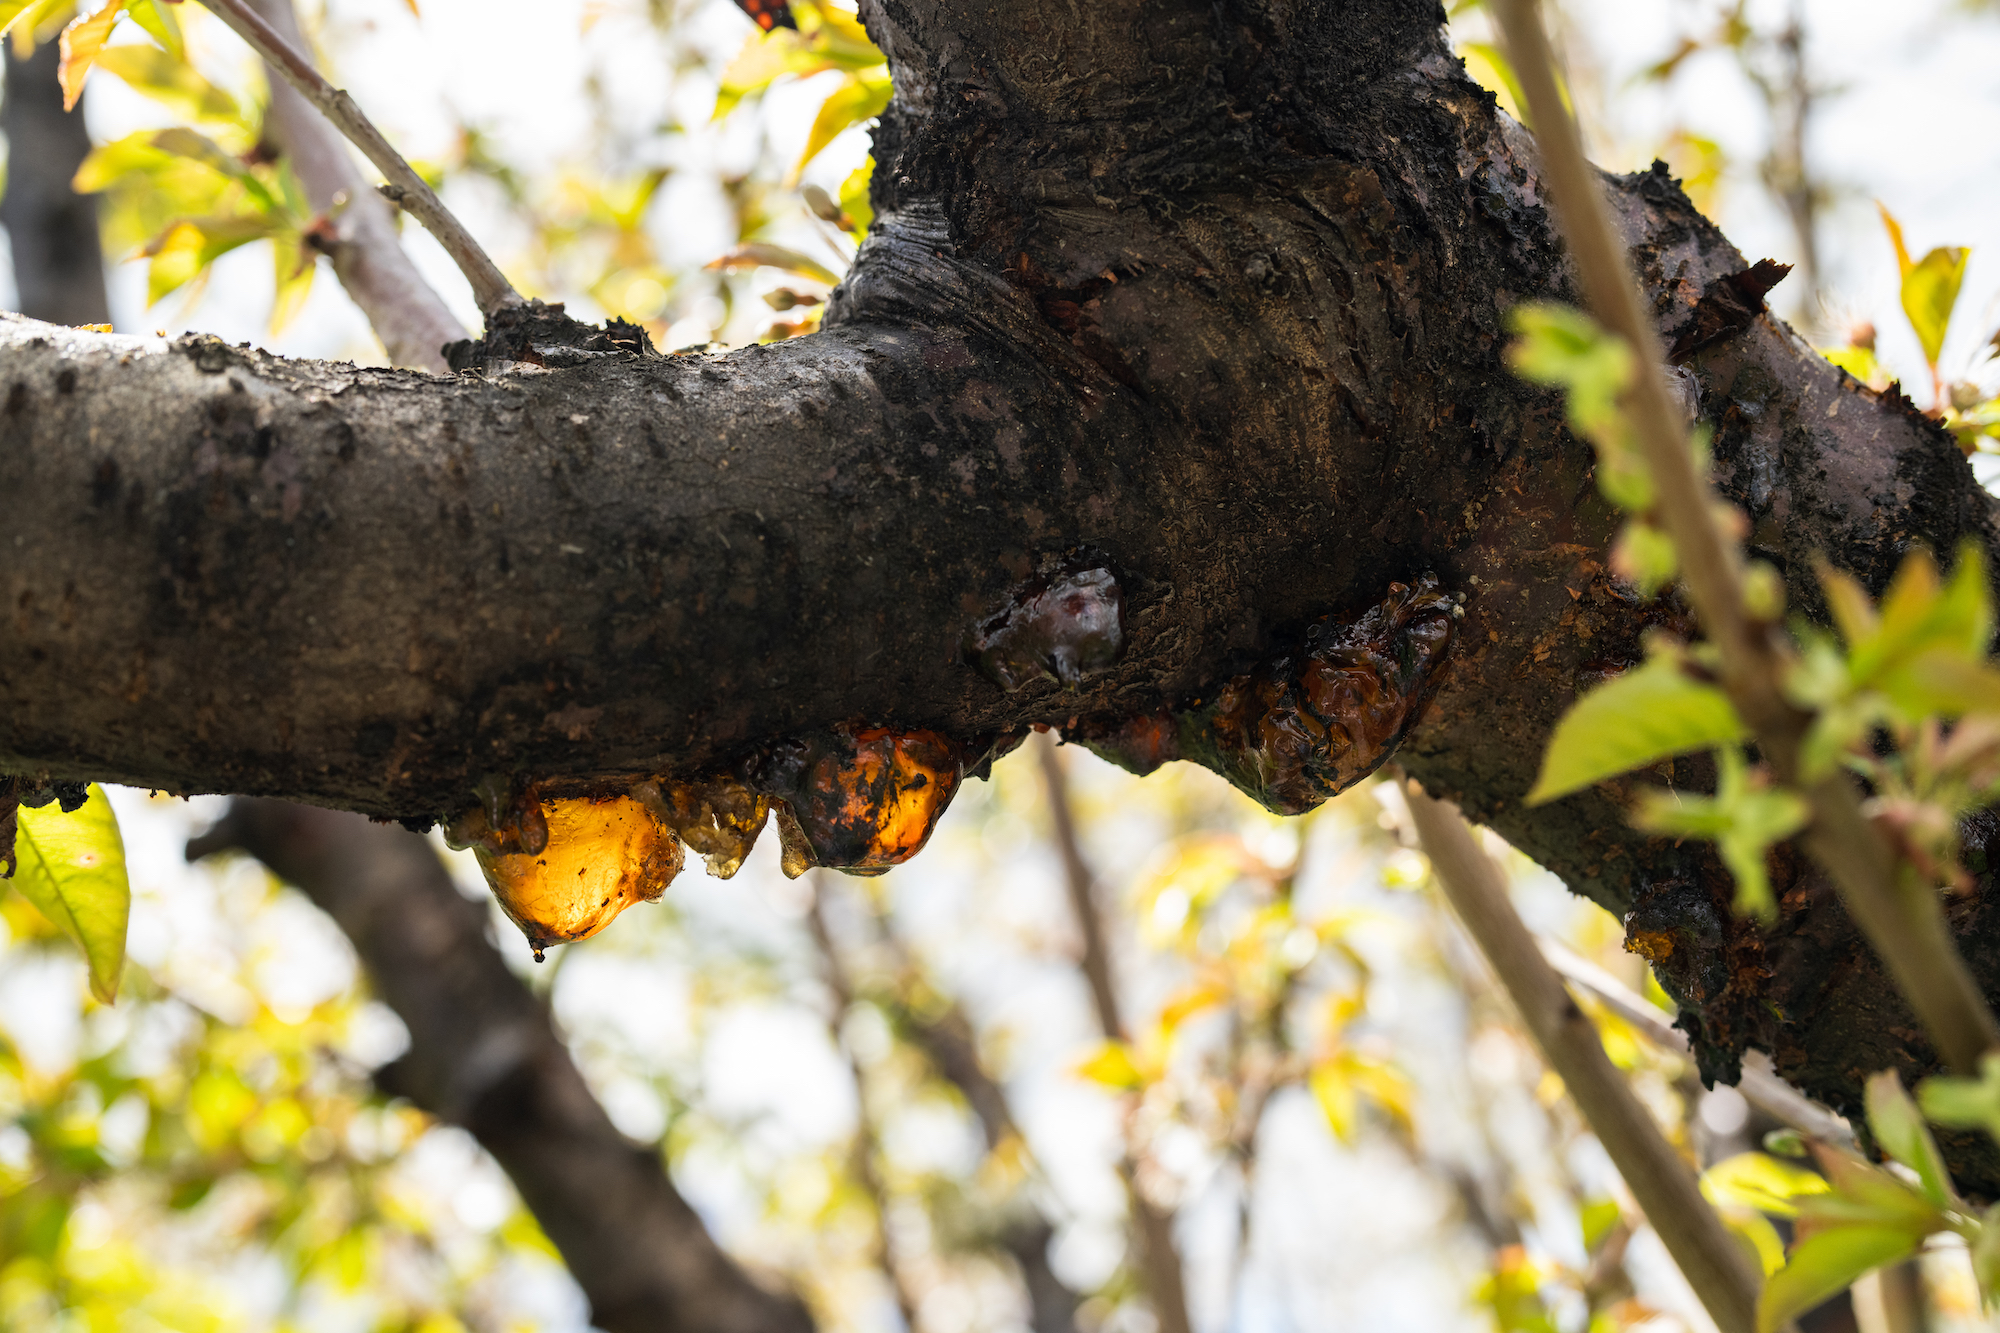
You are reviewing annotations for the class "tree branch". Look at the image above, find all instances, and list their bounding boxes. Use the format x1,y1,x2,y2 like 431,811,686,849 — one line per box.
246,0,466,370
188,800,815,1333
1036,734,1193,1333
1494,0,2000,1074
195,0,521,317
1402,778,1764,1333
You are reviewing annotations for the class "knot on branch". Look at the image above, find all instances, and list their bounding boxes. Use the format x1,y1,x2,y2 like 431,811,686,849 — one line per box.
444,299,657,374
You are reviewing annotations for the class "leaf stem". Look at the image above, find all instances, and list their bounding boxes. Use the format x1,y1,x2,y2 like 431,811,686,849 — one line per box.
1491,0,2000,1074
1402,778,1763,1333
195,0,523,317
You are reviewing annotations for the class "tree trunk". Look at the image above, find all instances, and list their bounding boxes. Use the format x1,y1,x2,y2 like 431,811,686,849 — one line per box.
2,0,1994,1181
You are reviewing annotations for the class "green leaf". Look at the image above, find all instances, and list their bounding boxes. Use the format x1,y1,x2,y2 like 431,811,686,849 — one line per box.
1701,1151,1831,1219
1904,245,1970,369
125,0,182,60
1506,303,1652,511
1633,748,1810,919
837,157,873,239
796,69,891,177
1527,655,1747,804
94,44,237,124
1879,201,1914,281
10,785,131,1003
1917,1052,2000,1146
1865,1070,1956,1208
0,0,46,38
1974,1202,2000,1306
1759,1224,1923,1333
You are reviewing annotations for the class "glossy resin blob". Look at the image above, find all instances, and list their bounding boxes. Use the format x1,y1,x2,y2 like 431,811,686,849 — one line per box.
473,795,684,959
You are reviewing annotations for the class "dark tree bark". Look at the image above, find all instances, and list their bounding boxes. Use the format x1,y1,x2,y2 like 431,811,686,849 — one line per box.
3,0,1996,1182
188,801,816,1333
2,37,110,326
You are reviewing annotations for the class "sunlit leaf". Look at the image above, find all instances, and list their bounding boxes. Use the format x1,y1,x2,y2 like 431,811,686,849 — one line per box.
58,2,124,111
1903,245,1969,369
1073,1041,1145,1091
838,157,873,238
1759,1224,1922,1333
796,69,891,178
705,241,839,285
1527,655,1746,804
10,785,130,1003
1917,1052,2000,1147
94,44,237,123
1700,1151,1831,1220
125,0,182,60
1864,1070,1955,1208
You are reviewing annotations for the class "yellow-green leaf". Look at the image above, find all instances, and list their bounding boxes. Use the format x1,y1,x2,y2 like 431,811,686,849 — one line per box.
0,0,41,37
1073,1041,1145,1091
1701,1151,1831,1220
1879,201,1913,281
704,241,839,285
94,44,237,123
838,158,873,238
58,3,123,110
125,0,182,60
1760,1225,1921,1333
796,69,891,178
1903,245,1969,369
10,785,130,1003
1527,656,1747,804
1864,1071,1955,1208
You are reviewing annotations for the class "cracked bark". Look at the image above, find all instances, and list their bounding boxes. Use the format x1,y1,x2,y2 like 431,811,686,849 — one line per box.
189,801,816,1333
4,0,1999,1185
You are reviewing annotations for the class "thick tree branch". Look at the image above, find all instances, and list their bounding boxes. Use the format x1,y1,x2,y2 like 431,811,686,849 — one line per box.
6,0,2000,1185
188,800,815,1333
247,0,465,371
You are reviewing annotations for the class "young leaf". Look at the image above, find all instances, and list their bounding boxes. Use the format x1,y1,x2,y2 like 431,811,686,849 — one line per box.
10,785,131,1003
1633,748,1810,919
94,44,237,123
1758,1225,1923,1333
795,69,891,178
1700,1151,1831,1219
838,158,873,238
1864,1070,1956,1208
1879,202,1914,282
1903,246,1970,370
58,2,124,111
1916,1051,2000,1146
1526,655,1746,804
125,0,182,60
1073,1041,1145,1091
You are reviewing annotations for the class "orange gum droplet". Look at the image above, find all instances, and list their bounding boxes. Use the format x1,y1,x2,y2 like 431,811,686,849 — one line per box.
753,726,963,877
475,795,682,953
632,776,770,880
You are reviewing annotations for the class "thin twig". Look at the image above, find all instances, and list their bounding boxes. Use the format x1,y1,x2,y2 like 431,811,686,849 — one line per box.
1403,777,1764,1333
248,0,464,369
807,873,925,1333
1492,0,2000,1074
1537,934,1854,1148
196,0,522,317
1035,733,1194,1333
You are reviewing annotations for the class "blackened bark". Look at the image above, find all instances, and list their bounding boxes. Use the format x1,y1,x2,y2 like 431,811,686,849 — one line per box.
189,801,816,1333
4,0,1998,1179
2,38,109,326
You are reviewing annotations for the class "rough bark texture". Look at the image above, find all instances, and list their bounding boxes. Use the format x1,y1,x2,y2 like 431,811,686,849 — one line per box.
1,38,110,327
4,0,1998,1182
189,801,816,1333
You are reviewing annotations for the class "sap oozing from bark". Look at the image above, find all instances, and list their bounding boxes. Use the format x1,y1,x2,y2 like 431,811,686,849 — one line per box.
965,555,1125,691
471,794,682,960
631,775,770,879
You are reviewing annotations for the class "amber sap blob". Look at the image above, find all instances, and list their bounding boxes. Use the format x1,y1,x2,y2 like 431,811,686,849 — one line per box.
632,776,770,879
474,795,683,959
751,726,963,877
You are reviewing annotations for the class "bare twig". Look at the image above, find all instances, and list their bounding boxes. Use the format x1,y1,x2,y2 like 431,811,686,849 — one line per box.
1536,935,1854,1148
196,0,522,317
1034,733,1194,1333
806,874,925,1333
1403,778,1764,1333
248,0,464,370
1493,0,2000,1073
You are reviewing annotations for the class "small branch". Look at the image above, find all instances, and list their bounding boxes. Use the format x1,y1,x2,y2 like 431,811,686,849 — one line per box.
1537,935,1854,1148
1493,0,2000,1074
1402,778,1764,1333
1035,733,1194,1333
247,0,464,370
195,0,522,317
806,874,925,1333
